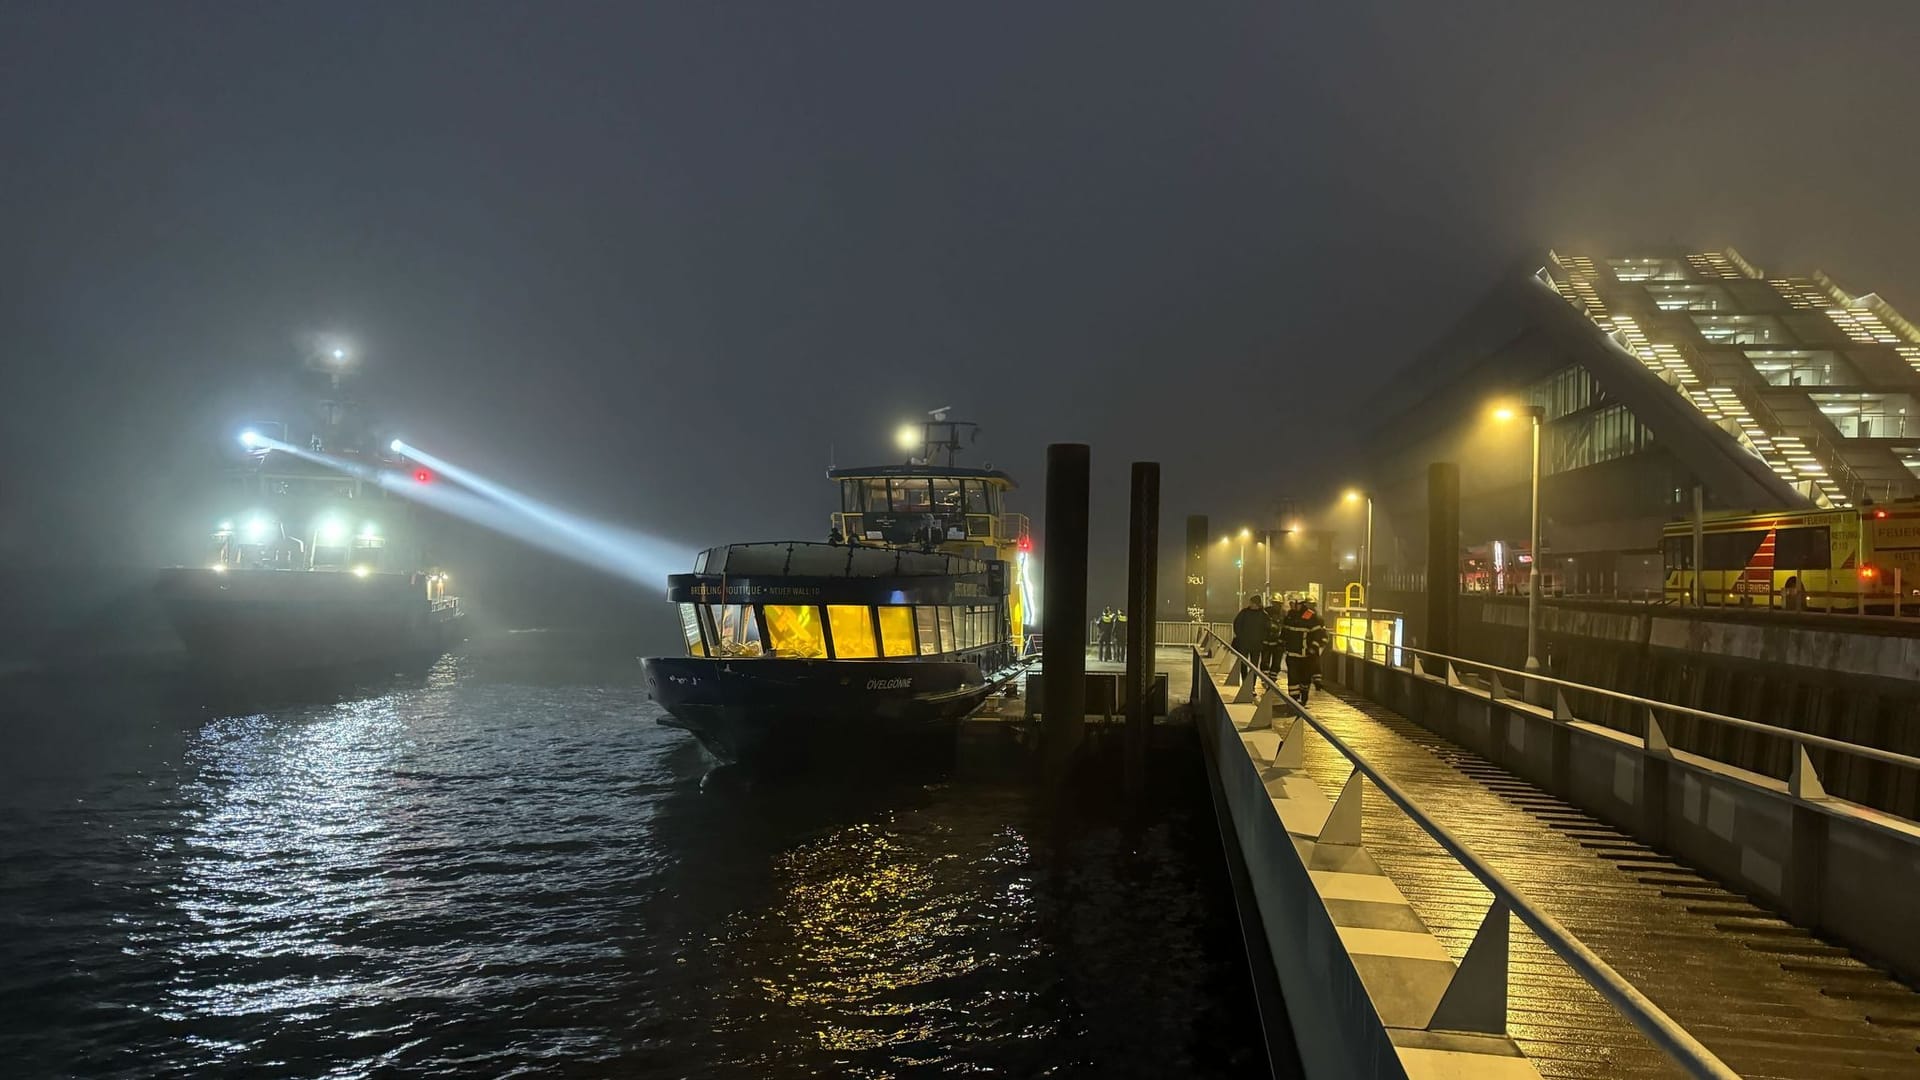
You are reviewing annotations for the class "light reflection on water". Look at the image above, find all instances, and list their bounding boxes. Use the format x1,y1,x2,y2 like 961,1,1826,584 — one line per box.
1,644,1260,1078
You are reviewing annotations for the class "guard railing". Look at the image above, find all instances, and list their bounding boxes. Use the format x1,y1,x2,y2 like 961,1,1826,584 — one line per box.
1153,620,1233,646
1326,630,1920,817
1198,628,1739,1080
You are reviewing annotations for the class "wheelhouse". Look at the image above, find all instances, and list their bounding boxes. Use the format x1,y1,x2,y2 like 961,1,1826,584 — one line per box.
830,466,1029,550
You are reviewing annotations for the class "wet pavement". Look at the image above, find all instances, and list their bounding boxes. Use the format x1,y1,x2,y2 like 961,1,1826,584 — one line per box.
1286,684,1920,1080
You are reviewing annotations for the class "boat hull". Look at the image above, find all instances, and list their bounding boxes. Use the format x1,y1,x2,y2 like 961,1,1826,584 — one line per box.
155,567,463,679
640,654,1009,767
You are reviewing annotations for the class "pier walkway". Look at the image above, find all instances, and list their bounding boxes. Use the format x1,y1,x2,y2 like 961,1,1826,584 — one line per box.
1289,684,1920,1079
1192,638,1920,1079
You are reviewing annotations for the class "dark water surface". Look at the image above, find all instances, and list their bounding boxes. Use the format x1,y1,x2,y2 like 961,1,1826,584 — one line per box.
1,634,1265,1078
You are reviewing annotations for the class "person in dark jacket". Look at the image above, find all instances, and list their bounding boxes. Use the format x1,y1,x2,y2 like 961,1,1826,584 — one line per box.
1260,595,1284,676
1097,607,1116,661
1280,597,1329,704
1231,595,1267,681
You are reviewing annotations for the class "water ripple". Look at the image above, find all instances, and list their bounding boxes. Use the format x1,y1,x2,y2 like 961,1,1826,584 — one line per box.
0,646,1260,1077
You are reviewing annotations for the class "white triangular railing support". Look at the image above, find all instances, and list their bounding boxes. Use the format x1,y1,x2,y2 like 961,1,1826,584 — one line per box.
1320,769,1364,846
1250,694,1274,730
1427,899,1510,1036
1271,717,1305,770
1790,743,1828,800
1644,707,1672,756
1233,672,1258,702
1553,688,1577,722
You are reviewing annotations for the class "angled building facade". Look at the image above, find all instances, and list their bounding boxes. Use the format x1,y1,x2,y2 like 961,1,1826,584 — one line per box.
1364,248,1920,594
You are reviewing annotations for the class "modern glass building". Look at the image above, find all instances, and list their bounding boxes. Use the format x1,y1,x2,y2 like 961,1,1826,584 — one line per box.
1363,248,1920,595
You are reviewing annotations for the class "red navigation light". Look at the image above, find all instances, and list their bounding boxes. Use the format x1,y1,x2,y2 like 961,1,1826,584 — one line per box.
1873,508,1889,519
413,467,434,483
1862,564,1879,580
1018,537,1032,553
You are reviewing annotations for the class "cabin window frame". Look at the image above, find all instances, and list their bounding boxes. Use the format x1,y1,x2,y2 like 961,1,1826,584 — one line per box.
877,605,916,657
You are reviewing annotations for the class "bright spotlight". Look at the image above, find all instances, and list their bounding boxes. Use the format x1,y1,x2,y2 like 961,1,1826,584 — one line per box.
209,563,227,573
216,520,234,533
351,565,371,578
1492,406,1516,422
239,429,262,448
316,518,347,545
331,348,346,361
1344,489,1362,503
896,423,920,452
359,522,379,539
243,516,272,543
390,438,404,453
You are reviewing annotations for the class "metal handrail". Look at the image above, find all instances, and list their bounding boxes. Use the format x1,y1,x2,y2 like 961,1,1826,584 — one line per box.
1327,631,1920,778
1200,630,1740,1080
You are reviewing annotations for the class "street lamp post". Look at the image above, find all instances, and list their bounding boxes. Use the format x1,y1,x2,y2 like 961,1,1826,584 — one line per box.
1493,404,1546,673
1344,490,1374,658
1237,527,1250,598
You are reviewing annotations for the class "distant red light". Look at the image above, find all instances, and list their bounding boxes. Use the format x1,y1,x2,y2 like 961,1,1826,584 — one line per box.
1018,537,1032,552
413,468,433,483
1874,508,1889,519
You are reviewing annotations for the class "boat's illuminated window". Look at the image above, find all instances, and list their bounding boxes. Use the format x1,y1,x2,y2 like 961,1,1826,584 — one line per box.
932,479,964,514
937,607,957,654
763,605,827,658
678,603,706,657
895,479,932,513
827,605,878,659
861,478,889,512
964,481,990,514
710,604,763,656
915,605,941,654
878,606,916,657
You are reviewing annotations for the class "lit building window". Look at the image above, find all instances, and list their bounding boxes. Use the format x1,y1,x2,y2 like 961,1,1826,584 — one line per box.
1811,394,1917,439
1745,349,1852,387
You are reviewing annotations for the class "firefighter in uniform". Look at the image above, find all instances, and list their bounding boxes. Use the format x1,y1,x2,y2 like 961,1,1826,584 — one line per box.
1280,595,1329,704
1097,607,1116,661
1115,607,1128,664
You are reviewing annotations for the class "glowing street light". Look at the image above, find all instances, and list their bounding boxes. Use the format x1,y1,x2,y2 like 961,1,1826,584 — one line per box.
1344,488,1376,657
1491,401,1547,673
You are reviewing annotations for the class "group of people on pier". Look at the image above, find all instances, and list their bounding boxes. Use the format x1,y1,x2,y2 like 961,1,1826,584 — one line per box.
1231,593,1327,704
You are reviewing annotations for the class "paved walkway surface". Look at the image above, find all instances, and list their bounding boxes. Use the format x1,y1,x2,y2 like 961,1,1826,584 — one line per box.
1282,682,1920,1080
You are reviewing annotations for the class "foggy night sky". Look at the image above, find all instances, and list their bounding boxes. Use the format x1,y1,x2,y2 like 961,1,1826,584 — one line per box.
6,2,1920,633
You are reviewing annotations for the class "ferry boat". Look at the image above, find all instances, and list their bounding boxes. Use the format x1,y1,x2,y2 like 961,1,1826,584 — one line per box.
641,412,1034,766
153,346,464,679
